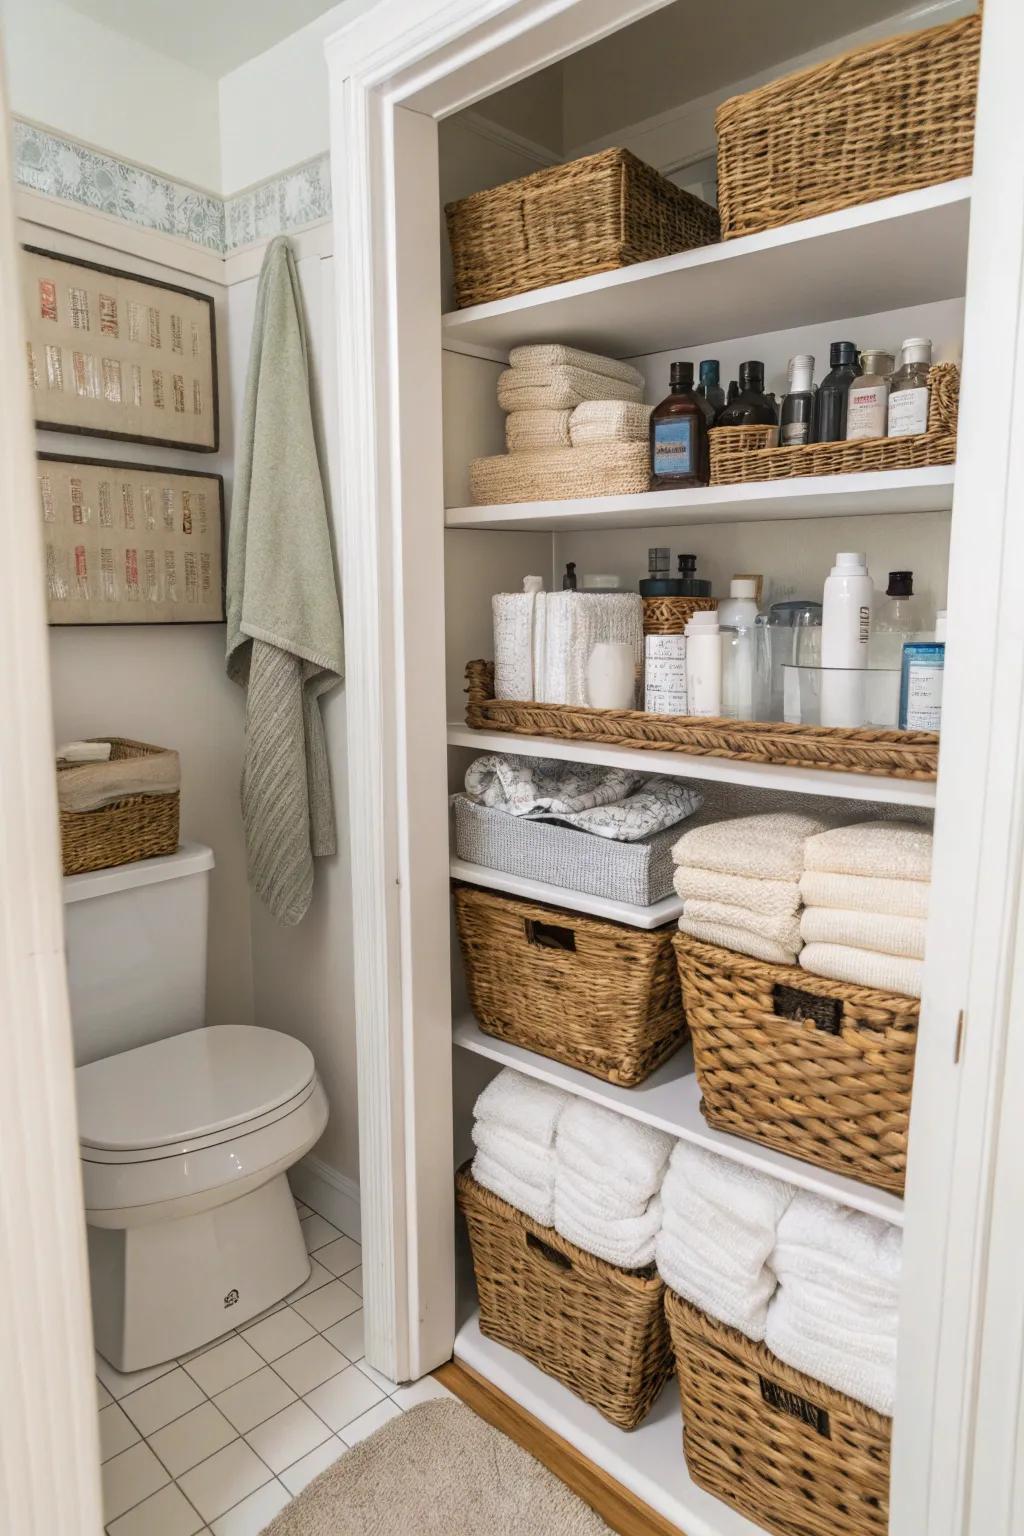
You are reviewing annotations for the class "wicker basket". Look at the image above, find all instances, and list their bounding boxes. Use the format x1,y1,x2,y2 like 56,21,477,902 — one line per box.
710,365,959,486
665,1292,891,1536
453,884,684,1085
673,933,918,1193
642,595,717,634
465,661,939,783
715,10,981,240
470,443,650,506
456,1166,673,1429
446,148,720,310
59,739,180,877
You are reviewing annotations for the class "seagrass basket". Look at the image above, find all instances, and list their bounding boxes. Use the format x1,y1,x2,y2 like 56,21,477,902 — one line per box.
453,884,685,1086
642,595,717,634
469,443,650,506
446,147,720,309
59,739,180,876
456,1166,673,1429
672,933,918,1193
665,1292,891,1536
715,9,981,240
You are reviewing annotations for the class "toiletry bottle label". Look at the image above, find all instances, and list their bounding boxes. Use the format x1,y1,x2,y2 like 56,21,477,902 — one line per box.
901,650,944,730
644,634,687,713
888,386,929,437
780,421,811,446
652,419,693,476
846,386,888,440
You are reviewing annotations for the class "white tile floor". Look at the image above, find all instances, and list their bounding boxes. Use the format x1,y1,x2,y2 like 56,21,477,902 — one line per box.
96,1195,455,1535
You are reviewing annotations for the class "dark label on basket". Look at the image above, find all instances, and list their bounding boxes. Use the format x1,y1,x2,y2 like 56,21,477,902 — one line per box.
773,983,843,1035
759,1375,831,1437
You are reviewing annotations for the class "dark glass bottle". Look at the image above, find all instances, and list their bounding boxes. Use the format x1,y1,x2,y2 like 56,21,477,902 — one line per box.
815,341,860,442
696,359,725,421
649,361,709,489
715,361,777,427
779,354,816,446
677,553,712,596
720,379,739,420
562,561,577,591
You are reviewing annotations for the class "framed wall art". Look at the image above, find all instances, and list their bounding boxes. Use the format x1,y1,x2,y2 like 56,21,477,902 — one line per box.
23,246,219,452
39,454,225,625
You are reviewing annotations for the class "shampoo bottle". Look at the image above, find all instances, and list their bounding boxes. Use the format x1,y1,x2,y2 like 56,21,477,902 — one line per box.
685,611,722,717
820,552,873,727
899,610,946,730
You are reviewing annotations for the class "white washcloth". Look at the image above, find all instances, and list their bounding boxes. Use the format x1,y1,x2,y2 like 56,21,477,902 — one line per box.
473,1067,570,1148
555,1163,652,1222
684,898,803,952
492,583,543,700
765,1287,896,1415
498,366,644,413
772,1192,902,1302
471,1121,555,1194
674,864,802,918
536,590,643,708
673,812,835,881
555,1189,662,1269
803,820,932,881
657,1228,776,1340
662,1142,795,1240
800,942,922,998
569,400,652,446
505,409,572,453
509,345,644,390
555,1098,674,1195
799,869,930,919
678,917,799,967
472,1151,554,1228
800,906,927,960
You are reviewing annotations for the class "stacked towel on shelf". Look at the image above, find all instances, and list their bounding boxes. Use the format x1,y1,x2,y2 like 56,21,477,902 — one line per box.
505,409,572,453
765,1192,901,1415
537,589,643,707
470,1067,570,1227
569,400,652,447
553,1098,673,1268
656,1142,793,1340
499,345,645,413
492,577,545,700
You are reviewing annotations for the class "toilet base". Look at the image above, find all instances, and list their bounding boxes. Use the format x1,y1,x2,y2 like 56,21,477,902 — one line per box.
89,1172,311,1371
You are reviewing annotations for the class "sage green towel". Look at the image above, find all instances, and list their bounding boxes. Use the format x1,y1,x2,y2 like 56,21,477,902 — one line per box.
226,236,344,925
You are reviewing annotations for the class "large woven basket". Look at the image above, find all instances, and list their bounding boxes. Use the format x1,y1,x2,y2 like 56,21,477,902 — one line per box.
470,443,650,506
59,739,180,877
465,661,939,783
710,365,959,486
665,1292,891,1536
456,1166,673,1429
446,147,719,310
673,934,918,1193
715,10,981,240
453,883,685,1085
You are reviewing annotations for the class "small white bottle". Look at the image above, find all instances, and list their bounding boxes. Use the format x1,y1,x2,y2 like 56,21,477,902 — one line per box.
685,611,722,717
716,577,760,629
821,552,873,728
888,338,932,438
845,349,894,441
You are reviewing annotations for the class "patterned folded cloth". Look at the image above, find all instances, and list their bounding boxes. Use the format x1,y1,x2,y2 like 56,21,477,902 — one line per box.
508,344,644,390
569,400,652,446
465,754,702,842
505,409,572,453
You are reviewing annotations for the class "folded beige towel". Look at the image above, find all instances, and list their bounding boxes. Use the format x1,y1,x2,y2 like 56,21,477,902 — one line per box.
673,812,835,882
673,865,802,918
509,344,644,390
57,746,180,813
505,409,572,453
685,898,802,951
803,820,932,881
570,400,652,446
800,941,922,998
498,365,644,413
799,869,930,919
679,916,799,967
800,906,927,960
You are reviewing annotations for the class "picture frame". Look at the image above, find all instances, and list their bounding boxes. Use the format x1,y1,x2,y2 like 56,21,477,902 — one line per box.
39,453,226,626
23,245,219,452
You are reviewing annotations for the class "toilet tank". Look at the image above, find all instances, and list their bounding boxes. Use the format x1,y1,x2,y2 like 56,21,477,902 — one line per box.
64,843,214,1067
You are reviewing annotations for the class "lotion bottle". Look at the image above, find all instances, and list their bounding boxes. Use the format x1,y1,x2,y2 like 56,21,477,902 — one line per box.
821,552,873,727
685,611,722,717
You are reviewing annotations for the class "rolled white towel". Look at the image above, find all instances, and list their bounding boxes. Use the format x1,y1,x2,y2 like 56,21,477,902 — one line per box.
471,1120,555,1194
662,1143,794,1250
799,868,929,919
472,1151,554,1229
473,1067,570,1148
799,941,922,998
555,1098,674,1196
554,1190,662,1270
672,812,836,882
765,1286,896,1415
683,897,802,952
800,906,927,961
656,1228,776,1341
505,409,572,453
678,916,799,967
556,1163,653,1222
509,344,644,390
772,1192,901,1304
803,820,932,882
674,864,802,918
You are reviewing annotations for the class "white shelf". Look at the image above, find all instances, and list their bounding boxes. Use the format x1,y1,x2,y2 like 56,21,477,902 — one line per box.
455,1313,769,1536
450,858,683,929
448,723,937,809
445,465,955,531
442,180,971,360
454,1014,903,1226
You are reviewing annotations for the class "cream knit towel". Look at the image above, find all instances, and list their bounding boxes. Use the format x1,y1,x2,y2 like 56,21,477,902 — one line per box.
509,344,644,390
57,748,180,812
685,898,802,952
678,916,799,966
569,400,652,446
800,941,922,998
498,365,644,412
799,869,930,919
803,820,932,881
673,812,835,882
673,865,802,918
800,906,927,960
505,409,572,453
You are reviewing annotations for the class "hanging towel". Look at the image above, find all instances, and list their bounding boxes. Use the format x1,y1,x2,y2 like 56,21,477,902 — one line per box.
800,906,927,960
678,916,799,967
569,400,653,447
672,812,837,882
498,366,644,413
799,869,930,920
555,1097,674,1195
505,410,572,453
225,237,344,926
508,345,644,390
673,865,803,918
473,1067,569,1148
803,820,932,881
799,941,922,998
683,898,803,952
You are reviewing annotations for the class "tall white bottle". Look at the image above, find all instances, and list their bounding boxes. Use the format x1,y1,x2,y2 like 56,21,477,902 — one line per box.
685,611,722,717
820,552,873,727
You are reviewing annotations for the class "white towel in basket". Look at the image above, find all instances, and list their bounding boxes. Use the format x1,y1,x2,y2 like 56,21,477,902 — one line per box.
473,1066,569,1148
799,942,922,997
803,820,932,881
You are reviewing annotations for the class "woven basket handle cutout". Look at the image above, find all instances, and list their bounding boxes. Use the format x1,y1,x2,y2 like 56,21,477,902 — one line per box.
526,1232,573,1270
772,982,843,1036
524,919,577,953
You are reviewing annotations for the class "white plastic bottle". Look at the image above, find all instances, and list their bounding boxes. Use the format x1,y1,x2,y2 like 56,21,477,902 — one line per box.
716,577,760,629
685,611,722,717
820,552,873,727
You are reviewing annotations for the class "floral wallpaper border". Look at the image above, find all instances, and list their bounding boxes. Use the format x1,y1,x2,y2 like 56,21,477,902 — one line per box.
13,120,332,255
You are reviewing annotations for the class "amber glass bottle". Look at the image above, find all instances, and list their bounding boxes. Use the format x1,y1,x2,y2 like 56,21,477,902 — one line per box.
649,361,709,489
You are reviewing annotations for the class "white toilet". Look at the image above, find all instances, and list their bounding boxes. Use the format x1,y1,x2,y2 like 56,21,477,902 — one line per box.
66,843,328,1371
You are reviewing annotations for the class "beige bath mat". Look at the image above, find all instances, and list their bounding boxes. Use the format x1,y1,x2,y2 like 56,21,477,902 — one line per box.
261,1397,612,1535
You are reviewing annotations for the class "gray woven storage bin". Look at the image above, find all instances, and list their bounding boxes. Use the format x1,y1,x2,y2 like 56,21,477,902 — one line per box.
452,794,678,907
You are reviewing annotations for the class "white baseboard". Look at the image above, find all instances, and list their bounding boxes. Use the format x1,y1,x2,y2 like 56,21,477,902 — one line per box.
289,1155,360,1243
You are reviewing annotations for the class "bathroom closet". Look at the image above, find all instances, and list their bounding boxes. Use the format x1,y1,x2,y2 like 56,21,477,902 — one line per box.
328,2,1024,1534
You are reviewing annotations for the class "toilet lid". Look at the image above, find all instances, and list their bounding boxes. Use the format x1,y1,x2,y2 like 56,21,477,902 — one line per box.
76,1026,316,1152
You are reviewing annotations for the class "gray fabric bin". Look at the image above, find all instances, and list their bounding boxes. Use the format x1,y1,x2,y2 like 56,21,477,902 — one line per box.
452,794,679,906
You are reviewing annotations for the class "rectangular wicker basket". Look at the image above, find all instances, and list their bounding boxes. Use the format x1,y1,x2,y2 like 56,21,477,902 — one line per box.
715,10,981,240
456,1165,673,1430
673,933,919,1194
469,443,650,506
665,1291,891,1536
58,739,180,877
445,147,720,310
453,883,685,1086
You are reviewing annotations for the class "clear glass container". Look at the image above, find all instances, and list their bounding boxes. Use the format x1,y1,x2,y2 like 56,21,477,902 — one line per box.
783,666,902,728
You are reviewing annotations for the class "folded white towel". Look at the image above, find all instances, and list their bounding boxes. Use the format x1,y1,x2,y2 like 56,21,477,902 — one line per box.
772,1192,902,1301
472,1151,554,1228
684,898,803,952
800,941,922,998
657,1228,776,1341
800,906,927,960
662,1142,794,1247
673,812,835,881
492,588,543,701
505,409,572,453
537,590,644,707
473,1067,570,1148
662,1192,774,1285
509,345,644,390
555,1190,662,1269
674,864,802,918
555,1136,667,1211
555,1097,674,1195
569,399,652,446
803,820,932,881
799,869,930,919
498,365,644,413
765,1286,896,1415
555,1162,655,1221
678,916,799,966
471,1120,555,1193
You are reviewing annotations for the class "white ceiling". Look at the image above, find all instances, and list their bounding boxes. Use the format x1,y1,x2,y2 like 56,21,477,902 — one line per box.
61,0,343,77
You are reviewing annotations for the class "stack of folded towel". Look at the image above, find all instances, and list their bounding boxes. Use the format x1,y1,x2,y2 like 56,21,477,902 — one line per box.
553,1098,672,1269
470,1067,570,1227
656,1142,792,1340
799,820,932,997
492,576,643,706
765,1192,901,1415
499,344,644,450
